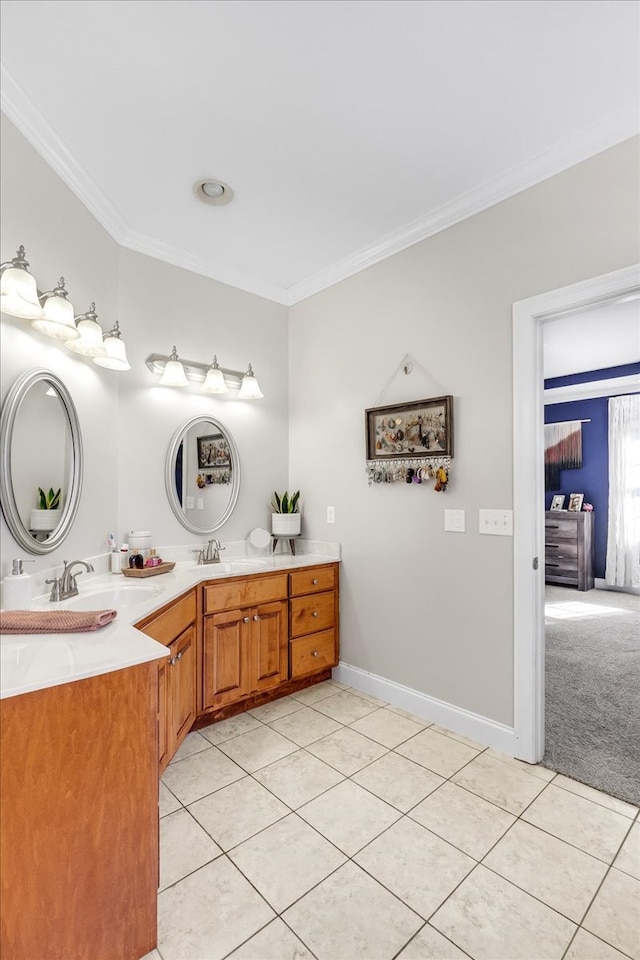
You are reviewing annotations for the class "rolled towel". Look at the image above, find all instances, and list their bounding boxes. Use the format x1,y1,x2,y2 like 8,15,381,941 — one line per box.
0,609,118,634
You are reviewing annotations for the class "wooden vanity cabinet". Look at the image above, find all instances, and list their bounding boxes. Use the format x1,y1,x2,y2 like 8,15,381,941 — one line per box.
201,574,288,712
138,590,197,773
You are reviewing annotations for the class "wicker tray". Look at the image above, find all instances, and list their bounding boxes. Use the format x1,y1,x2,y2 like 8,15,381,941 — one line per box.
121,562,176,578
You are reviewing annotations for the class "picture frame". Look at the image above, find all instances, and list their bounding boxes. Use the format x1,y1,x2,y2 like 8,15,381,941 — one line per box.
196,433,231,469
568,492,584,512
365,396,454,460
550,495,565,511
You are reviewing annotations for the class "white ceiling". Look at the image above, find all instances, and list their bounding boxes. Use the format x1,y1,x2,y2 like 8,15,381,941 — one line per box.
1,0,639,305
543,297,640,379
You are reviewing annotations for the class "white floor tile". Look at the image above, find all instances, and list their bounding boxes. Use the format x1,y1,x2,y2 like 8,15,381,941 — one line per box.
159,780,182,818
198,712,263,745
582,867,640,959
253,748,344,808
409,780,515,860
354,817,475,919
298,779,401,856
483,820,608,922
352,751,444,813
159,808,221,891
188,776,289,850
282,861,423,960
396,727,481,778
228,812,346,912
553,773,639,819
485,746,556,782
290,680,341,705
168,730,211,764
396,923,470,959
451,751,548,815
522,784,633,863
613,821,640,880
312,689,379,724
161,746,245,806
227,918,315,959
158,858,275,960
565,928,633,960
216,724,298,772
268,705,342,746
431,865,576,959
349,707,426,748
248,695,305,723
306,726,388,775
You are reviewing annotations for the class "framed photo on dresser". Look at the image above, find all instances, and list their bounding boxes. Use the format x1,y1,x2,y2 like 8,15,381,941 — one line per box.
568,492,584,512
550,495,565,511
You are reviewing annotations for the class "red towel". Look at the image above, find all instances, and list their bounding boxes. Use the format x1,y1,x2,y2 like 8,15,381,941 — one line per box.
0,609,118,634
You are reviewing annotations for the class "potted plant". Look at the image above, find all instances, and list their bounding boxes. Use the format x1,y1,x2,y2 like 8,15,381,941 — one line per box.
271,490,301,536
30,486,62,533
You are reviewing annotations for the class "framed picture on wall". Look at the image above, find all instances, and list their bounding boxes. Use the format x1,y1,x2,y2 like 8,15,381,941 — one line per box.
568,492,584,512
365,396,454,460
196,433,231,469
550,495,565,511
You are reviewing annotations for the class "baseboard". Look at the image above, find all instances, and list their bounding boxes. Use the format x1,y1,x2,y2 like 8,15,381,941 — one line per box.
595,578,640,595
332,661,517,756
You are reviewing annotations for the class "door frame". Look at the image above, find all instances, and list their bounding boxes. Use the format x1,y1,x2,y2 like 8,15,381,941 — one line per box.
512,263,640,762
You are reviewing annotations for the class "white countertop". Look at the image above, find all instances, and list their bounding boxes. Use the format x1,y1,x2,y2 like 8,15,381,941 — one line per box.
0,546,340,700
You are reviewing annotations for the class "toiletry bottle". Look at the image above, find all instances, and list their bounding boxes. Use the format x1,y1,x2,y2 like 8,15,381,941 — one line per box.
2,559,35,610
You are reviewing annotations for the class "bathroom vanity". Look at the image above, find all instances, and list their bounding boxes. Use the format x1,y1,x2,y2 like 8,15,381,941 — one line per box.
0,550,339,960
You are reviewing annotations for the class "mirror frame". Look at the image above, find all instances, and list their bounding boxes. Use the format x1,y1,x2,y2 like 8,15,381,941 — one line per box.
165,415,241,534
0,368,84,555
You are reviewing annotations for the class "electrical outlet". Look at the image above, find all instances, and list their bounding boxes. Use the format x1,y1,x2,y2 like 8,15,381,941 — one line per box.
327,506,335,524
444,509,465,532
479,509,513,536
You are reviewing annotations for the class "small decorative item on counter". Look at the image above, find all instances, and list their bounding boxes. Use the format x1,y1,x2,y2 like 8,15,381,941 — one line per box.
271,490,301,536
145,550,162,567
129,550,144,569
110,551,123,574
128,530,152,551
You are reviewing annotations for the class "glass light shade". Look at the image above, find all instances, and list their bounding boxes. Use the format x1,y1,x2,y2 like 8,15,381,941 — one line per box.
0,266,43,320
32,291,79,340
202,359,228,394
94,332,131,370
159,357,189,386
238,365,264,400
65,317,107,357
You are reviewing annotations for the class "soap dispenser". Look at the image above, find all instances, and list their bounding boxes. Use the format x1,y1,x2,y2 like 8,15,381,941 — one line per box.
2,559,35,610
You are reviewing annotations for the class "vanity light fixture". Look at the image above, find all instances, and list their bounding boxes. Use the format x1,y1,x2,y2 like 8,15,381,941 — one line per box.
146,350,263,398
158,346,189,387
202,356,228,394
31,277,80,341
65,302,107,358
238,363,264,400
0,245,44,320
94,320,131,371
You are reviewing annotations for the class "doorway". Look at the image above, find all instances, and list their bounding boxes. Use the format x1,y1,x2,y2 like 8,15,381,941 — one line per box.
511,264,640,765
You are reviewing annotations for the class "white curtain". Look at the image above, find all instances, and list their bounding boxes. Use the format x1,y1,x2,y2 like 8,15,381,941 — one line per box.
605,394,640,589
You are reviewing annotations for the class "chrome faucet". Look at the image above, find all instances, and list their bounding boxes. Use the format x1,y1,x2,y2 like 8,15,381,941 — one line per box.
193,538,225,565
46,560,95,602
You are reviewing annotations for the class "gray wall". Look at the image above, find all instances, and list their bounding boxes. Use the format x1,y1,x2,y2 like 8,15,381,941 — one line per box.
288,136,640,726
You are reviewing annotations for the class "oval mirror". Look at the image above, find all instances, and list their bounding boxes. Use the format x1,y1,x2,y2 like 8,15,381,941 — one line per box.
0,368,84,555
165,416,240,534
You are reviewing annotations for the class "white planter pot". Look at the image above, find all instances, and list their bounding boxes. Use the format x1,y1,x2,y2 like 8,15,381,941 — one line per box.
271,513,301,536
30,508,62,532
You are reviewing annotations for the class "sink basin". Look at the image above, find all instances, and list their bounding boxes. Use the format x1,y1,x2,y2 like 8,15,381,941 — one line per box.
63,584,164,611
190,557,271,573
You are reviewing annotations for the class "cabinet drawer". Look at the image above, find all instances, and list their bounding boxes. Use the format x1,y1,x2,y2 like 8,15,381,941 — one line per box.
290,630,337,678
289,591,335,638
138,591,196,646
545,518,578,541
204,574,288,613
545,541,578,561
289,565,336,597
545,559,578,578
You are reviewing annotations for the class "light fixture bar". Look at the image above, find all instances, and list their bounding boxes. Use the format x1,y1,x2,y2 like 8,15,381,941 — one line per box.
145,353,245,389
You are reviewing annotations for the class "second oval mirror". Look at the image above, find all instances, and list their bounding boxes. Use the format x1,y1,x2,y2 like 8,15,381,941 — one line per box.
165,416,240,534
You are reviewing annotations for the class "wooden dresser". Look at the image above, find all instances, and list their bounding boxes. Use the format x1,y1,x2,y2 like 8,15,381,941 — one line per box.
545,510,594,591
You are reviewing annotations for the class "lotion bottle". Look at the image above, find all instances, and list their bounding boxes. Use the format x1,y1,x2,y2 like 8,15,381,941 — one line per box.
2,559,35,610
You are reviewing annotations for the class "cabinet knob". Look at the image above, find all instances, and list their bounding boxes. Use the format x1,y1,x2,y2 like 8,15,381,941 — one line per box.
253,614,260,621
168,656,177,666
312,578,318,585
312,650,319,657
176,651,183,661
243,616,250,623
312,610,319,617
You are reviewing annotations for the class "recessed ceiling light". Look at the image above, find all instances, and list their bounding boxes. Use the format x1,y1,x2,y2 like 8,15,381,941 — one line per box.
193,179,234,206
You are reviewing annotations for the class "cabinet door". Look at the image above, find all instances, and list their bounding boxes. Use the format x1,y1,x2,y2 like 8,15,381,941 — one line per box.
203,608,251,709
169,625,196,755
252,600,288,693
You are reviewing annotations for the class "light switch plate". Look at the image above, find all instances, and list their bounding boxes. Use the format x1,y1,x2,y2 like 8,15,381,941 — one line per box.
327,506,335,524
444,509,465,532
197,497,204,511
186,496,195,510
479,509,513,536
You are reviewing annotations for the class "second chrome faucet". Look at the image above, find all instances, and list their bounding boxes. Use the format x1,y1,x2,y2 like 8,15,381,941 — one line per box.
46,559,94,602
193,539,225,565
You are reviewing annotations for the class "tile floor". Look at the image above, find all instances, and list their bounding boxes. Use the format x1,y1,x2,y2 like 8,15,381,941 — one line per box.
145,679,640,960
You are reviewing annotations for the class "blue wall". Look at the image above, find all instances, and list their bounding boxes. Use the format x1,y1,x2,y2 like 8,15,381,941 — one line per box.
544,363,640,580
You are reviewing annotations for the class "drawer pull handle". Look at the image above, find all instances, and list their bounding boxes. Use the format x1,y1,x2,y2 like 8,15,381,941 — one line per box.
312,578,318,585
243,616,250,623
312,611,319,617
547,544,559,549
312,650,319,657
176,651,183,661
253,614,260,621
168,656,177,666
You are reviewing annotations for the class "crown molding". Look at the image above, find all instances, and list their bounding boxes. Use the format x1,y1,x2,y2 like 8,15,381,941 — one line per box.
286,106,640,305
3,62,638,308
1,65,130,242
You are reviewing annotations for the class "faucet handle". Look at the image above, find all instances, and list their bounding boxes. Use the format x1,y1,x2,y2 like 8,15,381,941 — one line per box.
192,547,205,565
45,577,62,602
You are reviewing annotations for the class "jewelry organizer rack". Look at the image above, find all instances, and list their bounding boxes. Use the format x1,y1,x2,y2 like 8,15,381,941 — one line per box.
366,457,451,489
